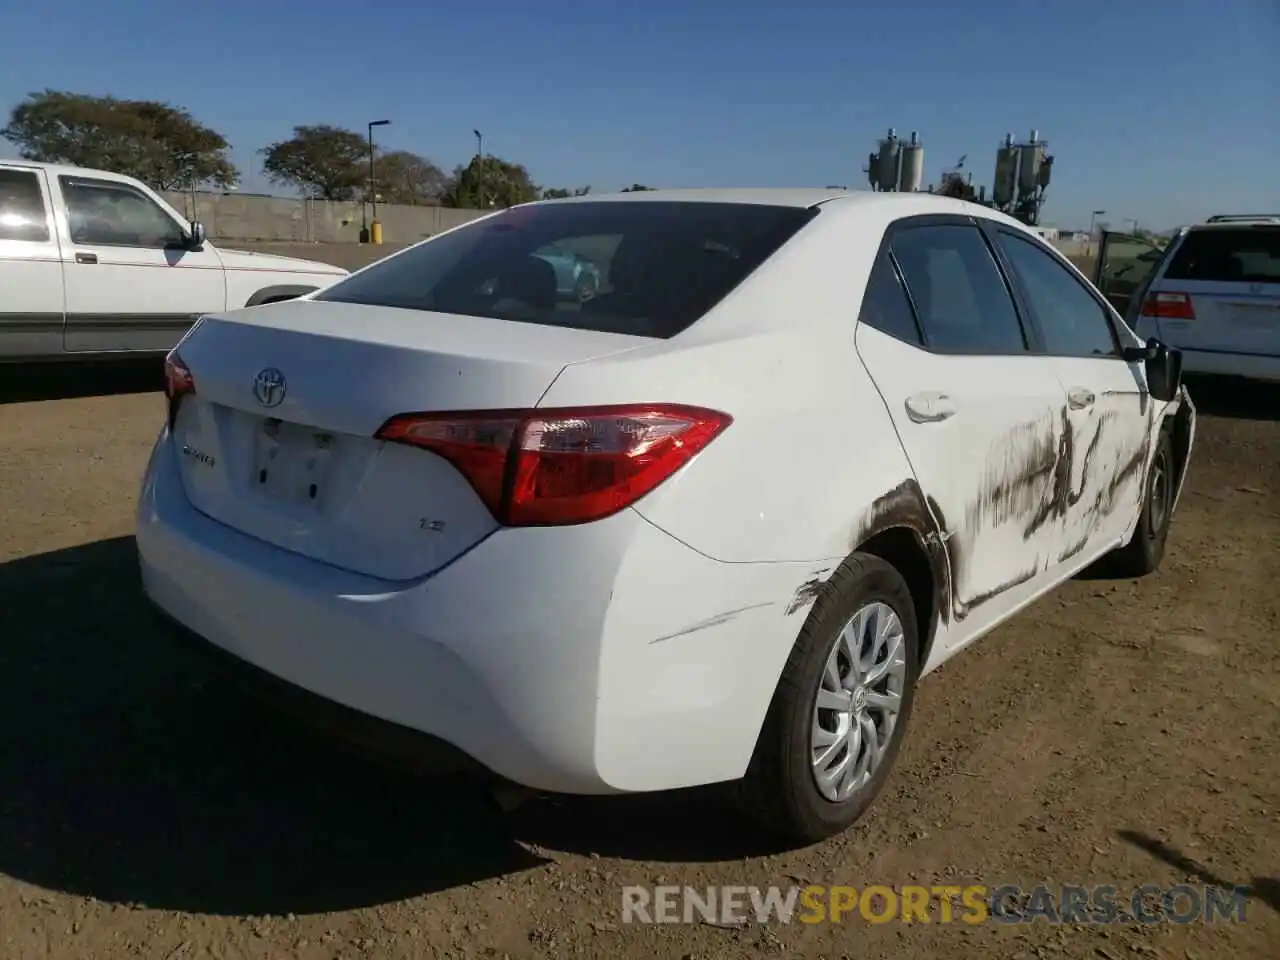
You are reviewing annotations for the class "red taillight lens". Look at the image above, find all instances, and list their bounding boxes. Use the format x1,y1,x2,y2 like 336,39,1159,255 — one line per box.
376,404,733,526
375,411,522,518
163,352,195,427
1141,291,1195,320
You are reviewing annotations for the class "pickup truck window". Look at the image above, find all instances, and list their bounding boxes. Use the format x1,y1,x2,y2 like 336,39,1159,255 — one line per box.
0,169,51,242
59,176,186,249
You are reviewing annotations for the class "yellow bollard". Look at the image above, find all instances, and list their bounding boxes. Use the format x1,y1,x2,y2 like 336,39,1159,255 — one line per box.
370,220,383,245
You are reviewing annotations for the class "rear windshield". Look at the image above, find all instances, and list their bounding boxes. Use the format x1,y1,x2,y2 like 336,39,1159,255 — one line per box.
315,201,818,338
1164,227,1280,284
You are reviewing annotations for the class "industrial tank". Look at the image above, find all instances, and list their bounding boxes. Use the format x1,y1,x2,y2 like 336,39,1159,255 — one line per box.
897,131,924,192
992,132,1018,208
1018,128,1045,197
874,128,901,191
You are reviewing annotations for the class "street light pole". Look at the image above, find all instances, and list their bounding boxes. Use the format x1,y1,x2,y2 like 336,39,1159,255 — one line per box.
366,119,390,244
1089,209,1106,255
473,129,484,209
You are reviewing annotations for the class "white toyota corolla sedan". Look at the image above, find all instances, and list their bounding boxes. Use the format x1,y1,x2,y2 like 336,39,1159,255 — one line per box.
137,189,1196,842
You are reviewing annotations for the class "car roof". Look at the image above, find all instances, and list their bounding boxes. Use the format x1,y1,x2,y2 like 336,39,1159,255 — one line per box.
531,187,1030,225
0,158,144,183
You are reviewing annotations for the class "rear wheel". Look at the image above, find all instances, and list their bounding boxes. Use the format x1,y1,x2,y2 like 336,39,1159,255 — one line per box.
1106,429,1175,578
738,554,919,844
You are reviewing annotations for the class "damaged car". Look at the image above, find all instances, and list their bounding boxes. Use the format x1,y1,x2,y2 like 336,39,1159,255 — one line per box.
136,189,1195,844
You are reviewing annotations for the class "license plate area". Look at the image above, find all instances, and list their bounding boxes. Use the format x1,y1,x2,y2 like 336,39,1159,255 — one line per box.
1227,301,1280,329
252,417,335,507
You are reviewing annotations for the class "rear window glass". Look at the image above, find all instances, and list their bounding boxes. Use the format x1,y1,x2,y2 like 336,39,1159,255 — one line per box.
1164,227,1280,284
315,201,818,338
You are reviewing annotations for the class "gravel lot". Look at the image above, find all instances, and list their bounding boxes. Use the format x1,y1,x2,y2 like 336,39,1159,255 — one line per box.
0,351,1277,958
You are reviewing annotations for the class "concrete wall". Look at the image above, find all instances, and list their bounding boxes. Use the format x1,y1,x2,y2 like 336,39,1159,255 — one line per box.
161,190,1097,268
160,191,487,245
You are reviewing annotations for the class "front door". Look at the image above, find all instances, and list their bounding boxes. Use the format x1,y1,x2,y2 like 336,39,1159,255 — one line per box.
854,219,1072,647
55,175,226,353
989,225,1154,564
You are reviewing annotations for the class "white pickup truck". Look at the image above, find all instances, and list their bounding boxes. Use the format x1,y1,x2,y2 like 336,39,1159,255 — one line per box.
0,160,349,361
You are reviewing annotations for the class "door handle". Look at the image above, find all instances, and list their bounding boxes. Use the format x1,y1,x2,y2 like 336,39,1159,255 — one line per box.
1067,387,1096,410
75,252,98,264
904,391,957,423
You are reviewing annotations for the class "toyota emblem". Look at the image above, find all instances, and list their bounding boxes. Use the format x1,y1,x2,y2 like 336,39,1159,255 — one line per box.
253,367,287,407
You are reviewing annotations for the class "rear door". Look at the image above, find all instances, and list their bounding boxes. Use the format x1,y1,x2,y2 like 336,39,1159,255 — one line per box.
1146,225,1280,358
1093,231,1168,318
0,165,64,359
853,216,1071,644
56,174,226,353
988,224,1154,562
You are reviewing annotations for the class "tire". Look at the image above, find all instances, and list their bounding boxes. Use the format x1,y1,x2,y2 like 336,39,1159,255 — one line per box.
737,553,919,844
1105,429,1175,578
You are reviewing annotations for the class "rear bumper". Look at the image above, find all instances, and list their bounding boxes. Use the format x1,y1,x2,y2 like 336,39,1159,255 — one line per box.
1179,349,1280,383
150,603,488,777
136,429,827,795
1133,318,1280,382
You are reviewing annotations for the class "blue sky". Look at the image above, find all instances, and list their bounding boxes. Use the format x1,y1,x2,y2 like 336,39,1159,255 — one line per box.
1,0,1276,230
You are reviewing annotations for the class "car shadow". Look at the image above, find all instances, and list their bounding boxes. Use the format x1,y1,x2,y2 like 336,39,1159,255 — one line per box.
0,537,781,917
1117,830,1279,916
1184,375,1280,423
0,358,164,405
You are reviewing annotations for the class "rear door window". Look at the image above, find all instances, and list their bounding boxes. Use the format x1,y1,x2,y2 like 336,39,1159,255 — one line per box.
890,224,1029,354
316,201,818,338
1163,227,1280,284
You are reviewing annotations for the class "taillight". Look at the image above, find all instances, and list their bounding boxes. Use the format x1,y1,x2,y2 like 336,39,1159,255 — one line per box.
1141,291,1195,320
376,404,733,526
164,351,195,428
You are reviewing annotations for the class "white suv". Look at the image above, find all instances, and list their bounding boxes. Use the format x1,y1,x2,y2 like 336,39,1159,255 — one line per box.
1094,216,1280,382
0,161,348,362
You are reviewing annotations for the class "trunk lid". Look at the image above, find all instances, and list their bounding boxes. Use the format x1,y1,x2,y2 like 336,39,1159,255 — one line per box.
172,300,649,580
1167,281,1280,354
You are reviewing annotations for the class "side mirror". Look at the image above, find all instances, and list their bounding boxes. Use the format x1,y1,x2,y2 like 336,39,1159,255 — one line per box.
1121,341,1159,363
1135,337,1183,402
187,220,207,249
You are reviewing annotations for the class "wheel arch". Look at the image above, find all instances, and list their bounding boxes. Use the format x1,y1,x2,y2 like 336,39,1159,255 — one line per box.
855,524,943,671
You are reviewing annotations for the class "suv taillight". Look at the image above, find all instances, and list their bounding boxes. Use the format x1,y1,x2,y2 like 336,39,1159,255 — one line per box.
376,403,733,526
1141,291,1195,320
164,352,195,428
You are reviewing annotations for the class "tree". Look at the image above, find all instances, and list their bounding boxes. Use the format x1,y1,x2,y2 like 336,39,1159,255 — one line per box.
620,184,654,192
442,154,540,209
540,185,591,200
2,90,238,190
260,125,368,200
375,150,447,205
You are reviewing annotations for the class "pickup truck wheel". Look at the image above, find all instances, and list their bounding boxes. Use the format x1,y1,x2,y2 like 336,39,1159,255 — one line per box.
1105,429,1174,578
737,554,919,844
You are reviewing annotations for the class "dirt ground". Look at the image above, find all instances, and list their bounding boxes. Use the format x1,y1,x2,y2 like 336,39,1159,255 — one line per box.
0,362,1276,960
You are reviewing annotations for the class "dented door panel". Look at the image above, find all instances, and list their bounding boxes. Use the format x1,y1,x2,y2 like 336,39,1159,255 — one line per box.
1041,357,1155,565
854,324,1071,642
